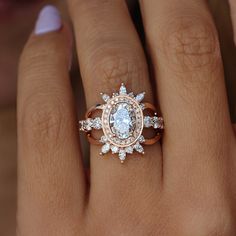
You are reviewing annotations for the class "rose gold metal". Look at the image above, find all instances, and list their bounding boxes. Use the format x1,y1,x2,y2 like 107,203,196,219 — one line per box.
87,133,101,145
144,133,162,145
143,102,157,112
85,104,103,119
83,105,104,145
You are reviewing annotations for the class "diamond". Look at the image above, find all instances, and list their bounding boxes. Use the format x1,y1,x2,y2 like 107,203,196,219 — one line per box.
79,119,92,132
135,92,145,102
139,135,145,143
134,142,144,153
110,103,135,140
152,117,164,129
140,103,145,110
111,145,119,154
112,93,119,97
128,92,134,98
79,83,163,162
119,83,127,95
92,117,102,129
101,93,110,102
100,136,108,143
119,149,126,161
101,143,110,154
125,146,133,154
144,116,152,128
153,122,159,129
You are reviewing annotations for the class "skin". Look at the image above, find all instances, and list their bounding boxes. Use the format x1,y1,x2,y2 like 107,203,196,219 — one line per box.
17,0,236,235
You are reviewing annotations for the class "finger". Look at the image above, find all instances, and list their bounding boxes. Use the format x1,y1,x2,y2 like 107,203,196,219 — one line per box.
229,0,236,44
140,1,235,176
67,0,162,209
17,6,86,234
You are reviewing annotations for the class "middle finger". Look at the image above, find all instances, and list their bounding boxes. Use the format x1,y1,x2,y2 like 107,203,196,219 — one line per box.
67,0,163,216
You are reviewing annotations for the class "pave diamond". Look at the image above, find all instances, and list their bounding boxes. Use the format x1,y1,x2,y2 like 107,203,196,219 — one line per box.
140,103,145,110
100,135,108,143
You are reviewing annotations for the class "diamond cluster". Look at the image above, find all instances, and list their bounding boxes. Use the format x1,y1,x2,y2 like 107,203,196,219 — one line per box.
99,84,146,162
79,83,164,163
79,117,102,132
100,134,145,162
144,116,164,129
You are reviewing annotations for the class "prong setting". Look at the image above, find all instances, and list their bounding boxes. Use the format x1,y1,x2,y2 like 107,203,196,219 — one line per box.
79,83,164,163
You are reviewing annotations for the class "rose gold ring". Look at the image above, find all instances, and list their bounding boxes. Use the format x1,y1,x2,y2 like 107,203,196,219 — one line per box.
79,83,164,163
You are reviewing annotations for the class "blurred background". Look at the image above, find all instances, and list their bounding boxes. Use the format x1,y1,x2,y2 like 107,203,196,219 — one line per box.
0,0,235,235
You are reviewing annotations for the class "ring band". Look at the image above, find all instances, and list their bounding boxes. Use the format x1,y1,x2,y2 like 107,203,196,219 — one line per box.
79,83,164,163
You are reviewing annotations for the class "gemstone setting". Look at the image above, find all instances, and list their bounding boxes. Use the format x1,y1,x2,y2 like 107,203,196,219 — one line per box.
102,95,143,148
79,83,164,163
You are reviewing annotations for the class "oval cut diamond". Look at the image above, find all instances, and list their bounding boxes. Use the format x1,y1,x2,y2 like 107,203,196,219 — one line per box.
102,95,143,147
110,103,135,139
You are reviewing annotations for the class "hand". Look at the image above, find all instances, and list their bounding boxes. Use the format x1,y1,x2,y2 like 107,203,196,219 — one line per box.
17,1,236,235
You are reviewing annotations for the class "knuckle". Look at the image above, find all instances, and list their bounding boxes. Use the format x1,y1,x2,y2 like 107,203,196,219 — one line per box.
161,15,221,73
87,47,145,90
180,199,235,236
19,94,67,152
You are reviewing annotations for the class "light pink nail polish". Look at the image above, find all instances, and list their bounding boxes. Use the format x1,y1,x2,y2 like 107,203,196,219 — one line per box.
35,5,62,35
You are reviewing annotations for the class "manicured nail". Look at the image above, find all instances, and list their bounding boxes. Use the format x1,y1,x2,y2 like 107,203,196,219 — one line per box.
35,5,62,35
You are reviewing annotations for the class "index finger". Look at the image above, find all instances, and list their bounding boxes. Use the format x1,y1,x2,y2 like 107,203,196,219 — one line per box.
17,6,86,234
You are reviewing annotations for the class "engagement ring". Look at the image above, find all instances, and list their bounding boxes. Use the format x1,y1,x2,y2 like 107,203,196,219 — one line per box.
79,83,164,163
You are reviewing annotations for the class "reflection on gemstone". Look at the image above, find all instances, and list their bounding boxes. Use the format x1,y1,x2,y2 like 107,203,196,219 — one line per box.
110,103,136,140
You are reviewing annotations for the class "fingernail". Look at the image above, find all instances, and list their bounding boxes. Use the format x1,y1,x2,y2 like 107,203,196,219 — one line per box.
35,5,62,35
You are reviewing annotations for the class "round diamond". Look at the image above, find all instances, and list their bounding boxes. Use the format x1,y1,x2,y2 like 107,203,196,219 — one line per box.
144,116,152,128
92,117,102,129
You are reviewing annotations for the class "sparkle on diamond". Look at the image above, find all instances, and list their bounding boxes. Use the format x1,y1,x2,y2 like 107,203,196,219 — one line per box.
109,103,136,140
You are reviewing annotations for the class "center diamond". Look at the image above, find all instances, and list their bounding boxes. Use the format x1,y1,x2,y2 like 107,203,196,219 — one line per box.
110,103,135,139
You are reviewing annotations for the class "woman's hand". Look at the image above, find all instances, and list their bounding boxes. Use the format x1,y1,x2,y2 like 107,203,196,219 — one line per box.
17,1,236,235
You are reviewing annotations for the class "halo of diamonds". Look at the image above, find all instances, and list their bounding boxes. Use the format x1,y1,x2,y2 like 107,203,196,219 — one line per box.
79,83,164,163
